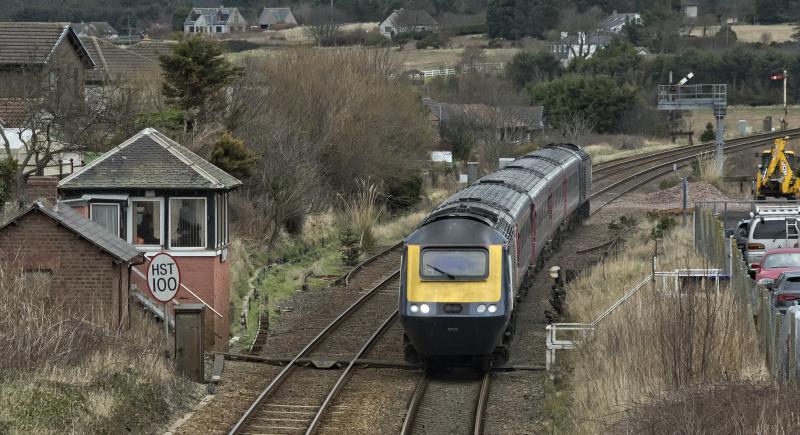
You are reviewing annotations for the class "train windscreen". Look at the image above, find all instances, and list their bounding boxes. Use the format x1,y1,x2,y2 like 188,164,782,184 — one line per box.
420,249,488,280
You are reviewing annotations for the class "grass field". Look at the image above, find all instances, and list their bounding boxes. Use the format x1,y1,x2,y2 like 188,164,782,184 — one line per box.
688,105,800,138
689,24,795,43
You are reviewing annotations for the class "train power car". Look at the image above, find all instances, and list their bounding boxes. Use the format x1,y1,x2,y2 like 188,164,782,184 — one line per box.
399,144,591,368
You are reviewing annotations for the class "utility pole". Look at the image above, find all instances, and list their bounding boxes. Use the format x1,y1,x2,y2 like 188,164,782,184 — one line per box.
783,69,789,130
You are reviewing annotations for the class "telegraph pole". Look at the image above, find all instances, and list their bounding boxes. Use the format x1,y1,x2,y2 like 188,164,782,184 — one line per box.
783,69,789,130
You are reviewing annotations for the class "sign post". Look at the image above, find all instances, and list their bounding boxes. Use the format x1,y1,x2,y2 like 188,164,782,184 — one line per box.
147,253,181,357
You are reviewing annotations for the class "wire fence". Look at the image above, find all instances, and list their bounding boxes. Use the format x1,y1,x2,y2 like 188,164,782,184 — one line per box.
694,202,800,383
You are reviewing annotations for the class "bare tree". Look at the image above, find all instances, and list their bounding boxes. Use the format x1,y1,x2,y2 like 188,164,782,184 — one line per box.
558,6,604,60
302,6,348,45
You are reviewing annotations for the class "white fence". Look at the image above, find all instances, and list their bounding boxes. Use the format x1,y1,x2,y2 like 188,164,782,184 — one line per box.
388,63,506,81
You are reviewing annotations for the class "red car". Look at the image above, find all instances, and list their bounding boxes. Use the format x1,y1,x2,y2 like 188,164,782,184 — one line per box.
751,248,800,288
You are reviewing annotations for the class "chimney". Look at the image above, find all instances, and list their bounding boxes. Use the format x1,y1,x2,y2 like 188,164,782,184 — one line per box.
25,176,59,205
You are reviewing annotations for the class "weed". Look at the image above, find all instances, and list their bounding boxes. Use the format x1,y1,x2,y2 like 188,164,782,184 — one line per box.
651,216,677,239
658,176,681,190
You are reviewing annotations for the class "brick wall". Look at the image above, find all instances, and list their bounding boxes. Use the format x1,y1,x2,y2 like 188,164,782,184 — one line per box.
0,210,128,328
25,176,59,204
132,253,231,351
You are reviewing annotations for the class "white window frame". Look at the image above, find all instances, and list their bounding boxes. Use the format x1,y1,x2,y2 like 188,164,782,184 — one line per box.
128,197,165,250
90,202,120,237
215,193,229,249
168,196,208,251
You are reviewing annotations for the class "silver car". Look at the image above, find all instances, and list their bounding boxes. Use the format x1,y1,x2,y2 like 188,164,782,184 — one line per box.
771,271,800,312
746,215,800,267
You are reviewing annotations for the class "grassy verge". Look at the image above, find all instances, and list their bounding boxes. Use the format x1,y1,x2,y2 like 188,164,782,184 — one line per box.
555,217,762,433
585,140,681,164
0,265,198,434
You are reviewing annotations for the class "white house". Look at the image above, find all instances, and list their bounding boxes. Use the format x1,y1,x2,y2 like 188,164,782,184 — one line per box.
184,7,247,34
379,9,439,39
258,7,297,29
552,32,613,66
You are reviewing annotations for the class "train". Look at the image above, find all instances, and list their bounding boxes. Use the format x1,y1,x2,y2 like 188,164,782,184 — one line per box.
399,144,592,369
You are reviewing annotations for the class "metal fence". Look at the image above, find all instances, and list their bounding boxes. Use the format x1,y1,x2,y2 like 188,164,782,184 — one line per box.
694,202,800,383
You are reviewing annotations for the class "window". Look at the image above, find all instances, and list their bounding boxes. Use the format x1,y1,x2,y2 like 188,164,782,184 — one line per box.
216,26,223,32
420,249,488,280
131,199,162,246
753,219,797,239
384,26,393,33
170,198,206,249
216,193,228,247
764,253,800,269
90,203,120,236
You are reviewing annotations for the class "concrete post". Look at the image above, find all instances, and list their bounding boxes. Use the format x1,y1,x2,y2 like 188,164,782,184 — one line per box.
175,304,205,382
714,104,726,173
467,162,479,185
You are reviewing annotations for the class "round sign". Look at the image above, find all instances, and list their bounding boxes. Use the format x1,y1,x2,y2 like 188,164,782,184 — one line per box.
147,253,181,303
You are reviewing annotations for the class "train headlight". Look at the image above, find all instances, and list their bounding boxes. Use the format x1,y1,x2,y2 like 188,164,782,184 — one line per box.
488,304,498,313
477,304,487,313
410,304,419,313
420,304,431,314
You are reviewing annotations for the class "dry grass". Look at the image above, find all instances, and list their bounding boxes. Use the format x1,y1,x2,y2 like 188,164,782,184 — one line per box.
565,222,761,433
689,24,795,43
0,260,197,434
696,151,725,189
585,140,681,164
688,105,800,136
338,179,385,251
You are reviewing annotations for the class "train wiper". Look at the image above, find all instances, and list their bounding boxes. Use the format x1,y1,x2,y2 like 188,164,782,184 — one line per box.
425,263,456,280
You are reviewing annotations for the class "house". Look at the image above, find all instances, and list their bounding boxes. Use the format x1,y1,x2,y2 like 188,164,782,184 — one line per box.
552,32,613,66
600,12,642,33
71,22,119,39
80,36,161,85
258,7,297,29
0,177,144,330
127,39,178,63
424,99,544,143
184,7,247,34
682,0,699,19
0,99,84,177
0,22,94,99
58,128,242,350
379,9,439,38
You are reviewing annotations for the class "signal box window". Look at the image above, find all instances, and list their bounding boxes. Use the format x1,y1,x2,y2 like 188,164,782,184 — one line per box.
170,198,206,248
90,203,120,236
132,200,162,246
420,249,488,280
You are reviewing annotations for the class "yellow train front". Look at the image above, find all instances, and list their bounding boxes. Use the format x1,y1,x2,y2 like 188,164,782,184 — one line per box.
400,217,512,368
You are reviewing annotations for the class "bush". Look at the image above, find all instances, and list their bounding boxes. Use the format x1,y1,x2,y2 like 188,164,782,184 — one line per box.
700,122,715,142
220,40,262,53
385,174,424,211
415,32,449,49
447,23,488,35
339,226,362,266
320,29,388,47
486,38,503,48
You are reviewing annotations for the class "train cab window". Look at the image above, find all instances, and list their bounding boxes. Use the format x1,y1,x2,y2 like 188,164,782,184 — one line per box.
420,248,488,280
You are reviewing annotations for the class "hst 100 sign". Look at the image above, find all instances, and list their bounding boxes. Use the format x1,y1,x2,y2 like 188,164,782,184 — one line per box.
147,253,181,303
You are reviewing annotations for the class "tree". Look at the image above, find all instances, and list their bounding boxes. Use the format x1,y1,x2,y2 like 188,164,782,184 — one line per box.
159,36,243,123
570,39,644,84
700,122,715,142
487,0,558,39
529,74,638,134
209,132,257,180
506,51,561,89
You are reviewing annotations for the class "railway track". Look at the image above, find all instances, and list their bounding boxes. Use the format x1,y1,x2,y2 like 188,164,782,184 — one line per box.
591,129,800,183
341,241,404,286
589,129,800,215
400,372,491,435
230,271,400,435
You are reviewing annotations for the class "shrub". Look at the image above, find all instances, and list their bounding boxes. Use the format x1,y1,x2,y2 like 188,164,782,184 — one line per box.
385,174,424,211
339,226,362,266
447,23,488,35
415,32,449,49
220,40,262,53
487,38,503,48
338,179,385,251
658,176,681,190
700,122,715,142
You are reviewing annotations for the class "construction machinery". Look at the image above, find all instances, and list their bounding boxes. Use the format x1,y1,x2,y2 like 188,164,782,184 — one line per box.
755,137,800,199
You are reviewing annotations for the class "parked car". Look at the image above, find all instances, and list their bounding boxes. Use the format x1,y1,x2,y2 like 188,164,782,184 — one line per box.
771,271,800,312
751,249,800,288
745,206,800,269
734,219,750,253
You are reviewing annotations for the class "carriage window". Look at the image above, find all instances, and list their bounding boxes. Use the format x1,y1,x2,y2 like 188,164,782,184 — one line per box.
420,249,488,280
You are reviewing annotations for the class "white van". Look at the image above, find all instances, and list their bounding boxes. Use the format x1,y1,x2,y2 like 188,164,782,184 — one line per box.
746,205,800,267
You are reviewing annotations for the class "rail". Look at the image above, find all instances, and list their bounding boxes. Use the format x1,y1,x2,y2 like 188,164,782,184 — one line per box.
400,372,492,435
228,270,400,434
337,240,403,286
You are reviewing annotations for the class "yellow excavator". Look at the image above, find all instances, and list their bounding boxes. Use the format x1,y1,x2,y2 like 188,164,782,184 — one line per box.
755,137,800,200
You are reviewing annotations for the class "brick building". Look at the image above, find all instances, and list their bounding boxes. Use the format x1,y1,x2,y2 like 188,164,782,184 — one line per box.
58,128,242,350
0,197,143,329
